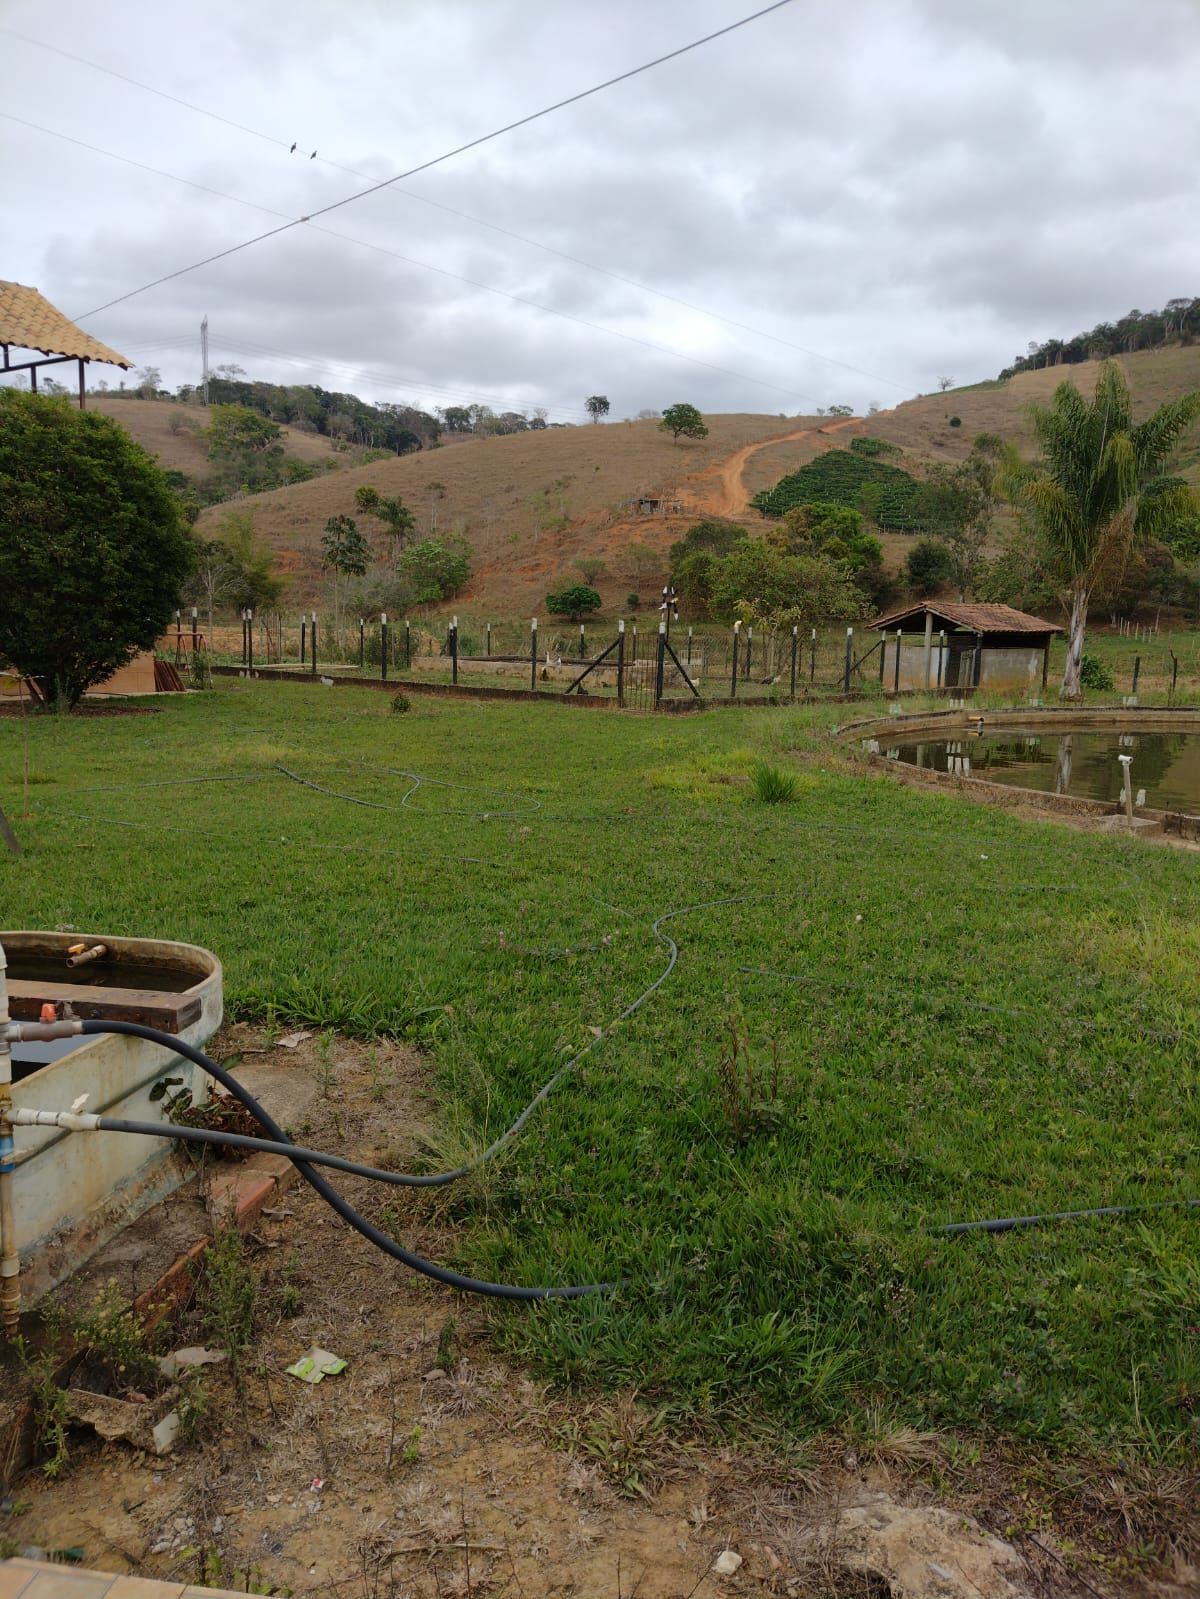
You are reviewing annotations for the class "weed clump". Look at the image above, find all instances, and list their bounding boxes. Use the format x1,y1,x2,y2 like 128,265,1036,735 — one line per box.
750,760,798,804
390,692,411,714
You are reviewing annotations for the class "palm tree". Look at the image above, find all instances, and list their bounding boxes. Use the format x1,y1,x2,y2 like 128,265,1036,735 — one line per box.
1002,362,1200,698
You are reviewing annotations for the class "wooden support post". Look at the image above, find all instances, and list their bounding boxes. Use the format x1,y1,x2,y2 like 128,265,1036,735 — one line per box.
938,630,947,690
78,357,86,409
923,609,934,690
893,628,902,694
1131,654,1141,696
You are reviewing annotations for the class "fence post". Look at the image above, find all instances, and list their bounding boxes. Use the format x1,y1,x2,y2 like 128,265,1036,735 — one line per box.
358,618,365,671
247,609,254,670
617,620,626,707
191,607,198,654
405,619,412,670
746,625,754,682
450,615,459,685
810,628,816,684
686,626,693,668
1132,654,1141,696
632,625,638,663
1171,652,1179,701
655,620,666,706
790,625,798,699
878,633,887,686
531,618,538,691
731,621,740,699
486,621,492,658
310,613,317,675
380,613,388,681
300,615,307,667
893,628,902,694
843,626,853,693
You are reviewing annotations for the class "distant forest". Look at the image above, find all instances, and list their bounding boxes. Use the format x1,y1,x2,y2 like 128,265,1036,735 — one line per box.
999,297,1199,379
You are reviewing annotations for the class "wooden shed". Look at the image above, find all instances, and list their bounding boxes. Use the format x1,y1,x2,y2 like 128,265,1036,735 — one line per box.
871,601,1061,694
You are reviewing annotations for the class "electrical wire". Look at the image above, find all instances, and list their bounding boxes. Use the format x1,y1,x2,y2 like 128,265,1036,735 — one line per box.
64,2,798,322
7,109,826,407
0,20,908,394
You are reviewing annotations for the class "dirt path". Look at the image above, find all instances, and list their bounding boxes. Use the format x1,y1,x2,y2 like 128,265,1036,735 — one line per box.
690,417,863,520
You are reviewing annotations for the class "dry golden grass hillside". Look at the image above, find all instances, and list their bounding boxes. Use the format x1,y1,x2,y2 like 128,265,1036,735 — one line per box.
90,396,349,475
194,412,815,615
96,344,1200,619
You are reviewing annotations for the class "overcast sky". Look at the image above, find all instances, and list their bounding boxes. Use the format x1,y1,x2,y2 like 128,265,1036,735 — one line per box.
3,0,1197,423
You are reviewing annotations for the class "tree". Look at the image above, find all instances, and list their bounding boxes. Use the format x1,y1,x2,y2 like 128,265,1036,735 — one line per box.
660,403,709,443
186,538,240,634
919,442,1000,600
321,514,373,632
133,365,162,398
574,557,607,585
206,404,282,459
626,541,658,584
393,538,471,603
0,392,192,708
1000,362,1200,697
210,508,283,615
825,403,854,417
585,395,610,424
546,585,602,620
354,485,416,555
904,538,954,597
707,540,869,630
938,376,955,393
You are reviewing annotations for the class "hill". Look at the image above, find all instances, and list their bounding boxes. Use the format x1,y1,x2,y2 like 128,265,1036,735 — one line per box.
97,344,1200,620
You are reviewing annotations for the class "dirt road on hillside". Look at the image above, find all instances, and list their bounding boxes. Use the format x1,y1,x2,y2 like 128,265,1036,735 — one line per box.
692,416,863,519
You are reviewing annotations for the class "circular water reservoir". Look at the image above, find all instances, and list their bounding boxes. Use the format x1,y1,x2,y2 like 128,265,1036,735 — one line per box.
887,726,1200,811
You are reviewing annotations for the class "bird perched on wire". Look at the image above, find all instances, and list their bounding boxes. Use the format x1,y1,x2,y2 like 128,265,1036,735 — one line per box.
289,142,297,153
310,149,318,159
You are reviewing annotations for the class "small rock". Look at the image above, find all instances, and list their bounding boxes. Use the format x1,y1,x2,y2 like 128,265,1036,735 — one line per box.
713,1550,743,1576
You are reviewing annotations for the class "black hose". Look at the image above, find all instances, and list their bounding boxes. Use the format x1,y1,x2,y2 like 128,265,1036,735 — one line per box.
97,1116,452,1185
79,1020,608,1301
942,1198,1200,1234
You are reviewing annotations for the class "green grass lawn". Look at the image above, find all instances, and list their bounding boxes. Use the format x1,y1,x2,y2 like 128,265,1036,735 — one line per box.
2,683,1199,1460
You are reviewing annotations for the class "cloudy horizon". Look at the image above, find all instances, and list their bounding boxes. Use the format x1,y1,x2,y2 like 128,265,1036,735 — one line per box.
2,0,1197,423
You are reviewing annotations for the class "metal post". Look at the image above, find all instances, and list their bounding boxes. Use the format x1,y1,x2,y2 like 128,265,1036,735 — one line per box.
810,628,816,684
843,627,853,693
191,607,198,654
450,615,459,685
632,625,638,663
617,620,626,706
247,609,254,671
486,622,492,658
790,625,798,699
380,614,388,681
405,620,412,669
893,628,902,694
359,618,365,671
580,623,586,660
731,621,740,699
531,618,538,691
878,633,887,685
300,616,307,667
687,626,693,667
746,626,753,681
655,620,666,706
1132,654,1141,696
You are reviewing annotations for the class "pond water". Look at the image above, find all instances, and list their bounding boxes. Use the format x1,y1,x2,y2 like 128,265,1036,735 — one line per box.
884,726,1200,812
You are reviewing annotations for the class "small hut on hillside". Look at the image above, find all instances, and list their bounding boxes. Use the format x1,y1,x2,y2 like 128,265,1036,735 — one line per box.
871,601,1061,693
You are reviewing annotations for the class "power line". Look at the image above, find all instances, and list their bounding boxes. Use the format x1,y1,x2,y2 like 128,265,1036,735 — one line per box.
7,109,829,406
2,18,907,394
54,3,796,322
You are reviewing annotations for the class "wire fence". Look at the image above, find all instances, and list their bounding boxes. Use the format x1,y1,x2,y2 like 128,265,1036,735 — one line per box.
178,612,1200,710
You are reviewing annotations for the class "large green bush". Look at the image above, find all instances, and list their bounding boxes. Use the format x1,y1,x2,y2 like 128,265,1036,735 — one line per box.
0,391,192,708
752,451,931,530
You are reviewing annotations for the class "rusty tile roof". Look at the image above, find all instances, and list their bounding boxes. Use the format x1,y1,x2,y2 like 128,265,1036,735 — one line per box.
872,600,1061,635
0,280,130,367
